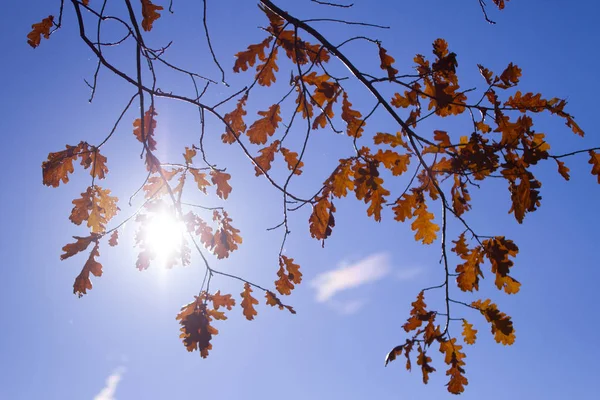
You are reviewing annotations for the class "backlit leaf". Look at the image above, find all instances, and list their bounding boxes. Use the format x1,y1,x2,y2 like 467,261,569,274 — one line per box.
240,283,259,320
210,170,232,199
247,105,281,145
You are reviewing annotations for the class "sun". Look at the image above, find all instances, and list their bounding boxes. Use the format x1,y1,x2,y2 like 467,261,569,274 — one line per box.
143,210,186,265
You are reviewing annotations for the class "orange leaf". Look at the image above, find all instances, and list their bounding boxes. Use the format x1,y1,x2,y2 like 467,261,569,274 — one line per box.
256,47,279,86
353,160,390,221
61,235,98,260
439,339,468,394
280,147,304,175
183,147,196,164
222,94,248,144
27,15,54,48
140,0,163,31
590,151,600,184
70,186,119,233
378,45,398,80
411,203,439,245
210,291,236,311
247,105,281,145
42,143,87,187
374,149,410,176
211,211,242,259
73,242,103,297
133,107,158,151
374,132,408,149
327,159,354,198
555,159,570,181
452,234,484,292
417,346,436,384
240,283,259,320
393,192,418,222
108,231,119,247
190,169,211,194
177,300,218,358
234,37,272,73
462,320,477,345
254,140,280,176
210,170,232,199
498,62,522,88
341,92,364,138
472,299,515,345
265,291,296,314
403,291,427,332
275,265,294,296
79,148,109,180
309,195,336,242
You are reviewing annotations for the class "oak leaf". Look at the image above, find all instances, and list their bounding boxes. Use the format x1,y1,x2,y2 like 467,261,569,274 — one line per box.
70,186,119,233
417,346,436,384
27,15,54,48
247,105,281,145
265,291,296,314
411,203,439,245
73,242,102,297
222,94,248,144
309,195,336,242
133,107,158,151
590,151,600,183
61,235,98,260
341,92,364,138
210,171,232,199
140,0,163,31
234,37,271,72
472,299,515,345
378,45,398,80
177,300,218,358
240,283,259,320
256,47,279,86
254,140,280,176
211,211,242,259
280,147,304,175
210,291,236,311
556,159,571,181
327,159,355,198
42,143,83,187
462,320,477,345
183,147,196,164
108,231,119,247
403,291,427,332
190,169,211,194
374,149,410,176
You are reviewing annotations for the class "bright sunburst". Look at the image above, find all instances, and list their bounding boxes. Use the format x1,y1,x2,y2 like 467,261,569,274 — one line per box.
143,210,186,265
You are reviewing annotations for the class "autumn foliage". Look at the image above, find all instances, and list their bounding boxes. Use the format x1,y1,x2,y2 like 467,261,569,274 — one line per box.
31,0,599,395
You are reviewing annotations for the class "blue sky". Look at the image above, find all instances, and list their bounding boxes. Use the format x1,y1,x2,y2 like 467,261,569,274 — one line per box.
2,0,600,399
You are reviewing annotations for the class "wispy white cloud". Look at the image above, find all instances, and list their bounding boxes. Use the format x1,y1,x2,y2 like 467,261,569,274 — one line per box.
310,253,392,302
94,367,126,400
327,299,367,315
396,267,423,281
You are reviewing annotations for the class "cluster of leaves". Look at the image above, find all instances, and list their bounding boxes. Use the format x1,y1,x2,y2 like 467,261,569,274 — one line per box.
31,0,600,394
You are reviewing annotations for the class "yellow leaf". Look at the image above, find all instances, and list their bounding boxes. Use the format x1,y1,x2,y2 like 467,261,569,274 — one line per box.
411,204,439,245
462,320,477,345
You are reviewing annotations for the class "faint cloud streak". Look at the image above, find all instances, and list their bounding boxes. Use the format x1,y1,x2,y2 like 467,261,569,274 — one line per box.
311,253,392,302
327,299,367,315
94,367,126,400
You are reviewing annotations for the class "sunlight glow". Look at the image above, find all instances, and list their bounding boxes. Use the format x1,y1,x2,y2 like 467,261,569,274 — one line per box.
144,211,186,265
